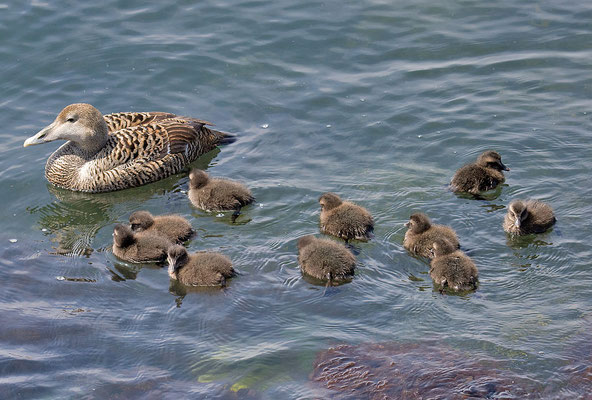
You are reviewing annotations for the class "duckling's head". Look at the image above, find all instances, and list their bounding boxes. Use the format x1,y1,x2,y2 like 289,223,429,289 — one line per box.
113,224,135,248
298,235,316,250
189,169,210,189
507,200,528,228
476,150,509,172
24,103,109,153
319,192,342,211
431,238,457,257
405,213,431,234
167,245,189,276
129,211,155,232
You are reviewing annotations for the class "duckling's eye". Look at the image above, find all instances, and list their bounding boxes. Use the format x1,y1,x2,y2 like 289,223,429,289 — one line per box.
66,118,75,123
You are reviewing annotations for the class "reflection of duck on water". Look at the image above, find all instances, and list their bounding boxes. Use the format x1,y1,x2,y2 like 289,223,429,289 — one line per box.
28,149,220,257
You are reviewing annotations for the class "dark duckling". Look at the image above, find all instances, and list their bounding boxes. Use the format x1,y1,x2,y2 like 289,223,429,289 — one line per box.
167,244,236,287
297,235,356,283
319,192,374,242
112,224,172,263
23,103,233,193
129,210,194,244
188,169,254,213
503,199,556,235
403,213,459,258
450,150,510,194
429,238,479,292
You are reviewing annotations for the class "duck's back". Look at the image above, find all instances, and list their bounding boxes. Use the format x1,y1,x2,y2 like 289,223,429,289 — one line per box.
298,239,356,281
404,225,459,258
321,202,373,240
523,200,556,233
47,115,229,193
451,163,503,194
189,178,254,211
177,252,235,286
430,251,478,291
152,215,194,243
113,233,170,263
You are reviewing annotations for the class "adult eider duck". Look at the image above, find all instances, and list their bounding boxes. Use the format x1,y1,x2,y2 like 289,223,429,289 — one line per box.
129,210,194,244
429,238,479,292
450,150,509,195
23,103,233,193
188,169,254,212
297,235,356,284
318,192,374,242
503,199,556,235
403,213,459,258
167,244,235,287
112,224,172,263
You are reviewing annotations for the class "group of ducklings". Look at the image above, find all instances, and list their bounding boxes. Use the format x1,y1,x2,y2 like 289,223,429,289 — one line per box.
112,150,555,293
301,150,555,293
112,168,253,287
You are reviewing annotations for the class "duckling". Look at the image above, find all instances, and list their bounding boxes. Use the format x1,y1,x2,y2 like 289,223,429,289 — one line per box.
23,103,234,193
450,150,510,195
297,235,356,283
319,193,374,242
403,213,459,258
167,245,235,287
188,169,254,213
429,238,479,292
503,199,556,235
112,224,172,263
129,210,194,244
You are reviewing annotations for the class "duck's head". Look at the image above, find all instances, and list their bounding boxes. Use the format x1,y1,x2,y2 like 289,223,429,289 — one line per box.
319,192,342,212
476,150,509,172
24,103,109,153
167,244,189,277
507,200,528,228
129,210,155,232
189,169,210,189
405,213,431,234
113,224,135,248
297,235,315,250
431,238,456,257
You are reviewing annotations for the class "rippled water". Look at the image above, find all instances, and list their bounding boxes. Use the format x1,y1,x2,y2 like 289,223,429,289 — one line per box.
1,0,592,398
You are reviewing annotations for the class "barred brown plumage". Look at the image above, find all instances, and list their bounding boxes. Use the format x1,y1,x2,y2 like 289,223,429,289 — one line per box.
24,103,234,193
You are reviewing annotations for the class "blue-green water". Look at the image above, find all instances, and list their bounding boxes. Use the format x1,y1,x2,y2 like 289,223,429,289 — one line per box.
1,0,591,398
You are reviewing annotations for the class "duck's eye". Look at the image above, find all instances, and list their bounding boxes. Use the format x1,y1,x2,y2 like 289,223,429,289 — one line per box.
67,118,75,123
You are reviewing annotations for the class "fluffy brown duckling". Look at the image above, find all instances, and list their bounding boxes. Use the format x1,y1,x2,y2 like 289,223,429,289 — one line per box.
297,235,356,283
129,210,194,244
429,238,479,292
188,169,254,213
503,199,556,235
319,193,374,242
450,150,510,194
403,213,460,258
167,244,236,287
112,224,172,263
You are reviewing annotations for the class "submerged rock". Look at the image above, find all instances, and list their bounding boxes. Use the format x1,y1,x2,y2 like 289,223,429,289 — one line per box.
311,342,538,399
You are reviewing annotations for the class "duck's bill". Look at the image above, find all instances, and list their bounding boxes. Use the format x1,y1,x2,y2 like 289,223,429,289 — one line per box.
23,123,55,147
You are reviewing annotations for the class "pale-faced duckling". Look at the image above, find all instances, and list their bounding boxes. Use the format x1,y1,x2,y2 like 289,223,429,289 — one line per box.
297,235,356,283
429,238,478,292
450,150,509,195
503,199,556,235
23,103,233,193
167,244,236,287
319,192,374,242
188,169,254,213
112,224,172,263
129,210,194,244
403,213,459,258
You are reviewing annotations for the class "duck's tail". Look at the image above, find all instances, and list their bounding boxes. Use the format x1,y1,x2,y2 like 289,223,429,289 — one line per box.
211,128,237,146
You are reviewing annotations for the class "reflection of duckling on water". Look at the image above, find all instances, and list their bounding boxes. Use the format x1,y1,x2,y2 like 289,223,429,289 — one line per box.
503,199,556,235
297,235,356,284
23,103,233,193
112,224,172,263
167,245,236,287
188,169,254,220
450,150,509,195
129,210,194,244
429,238,478,293
403,213,459,258
318,192,374,242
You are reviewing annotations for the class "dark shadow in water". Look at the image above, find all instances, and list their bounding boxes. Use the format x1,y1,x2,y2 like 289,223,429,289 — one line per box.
450,184,505,201
168,278,228,308
311,341,541,399
26,149,220,257
506,232,553,250
432,282,479,297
